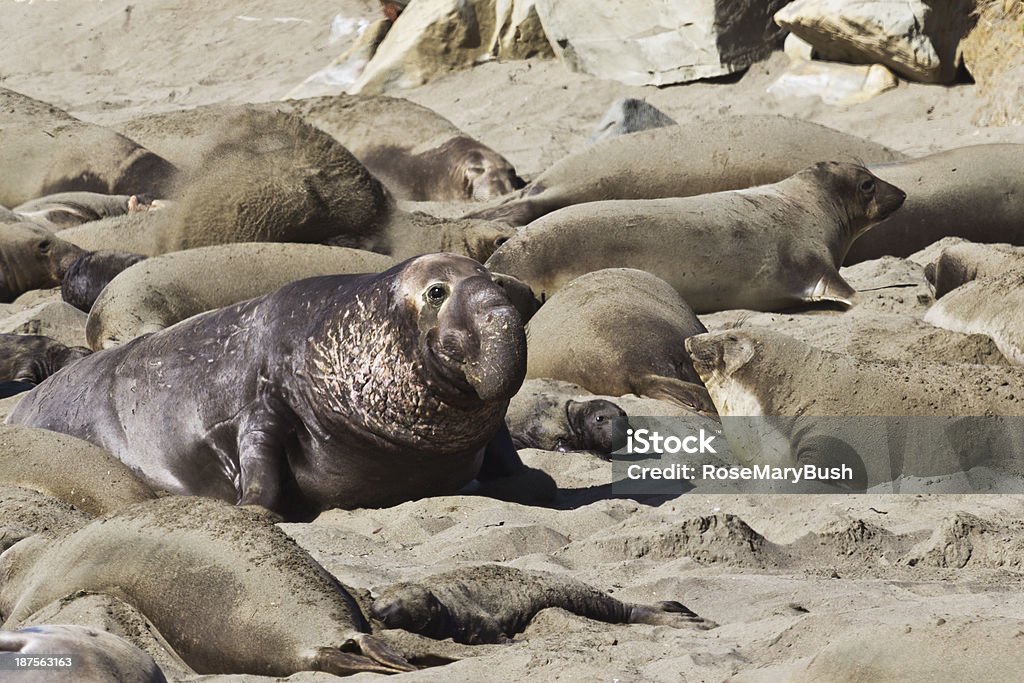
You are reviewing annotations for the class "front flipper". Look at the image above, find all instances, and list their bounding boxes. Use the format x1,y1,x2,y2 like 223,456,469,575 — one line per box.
634,375,717,415
805,271,857,308
628,600,718,630
236,403,289,510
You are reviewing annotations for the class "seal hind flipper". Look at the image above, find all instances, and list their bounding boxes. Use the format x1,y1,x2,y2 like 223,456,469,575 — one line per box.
312,642,415,675
633,375,717,415
627,601,718,630
805,271,857,308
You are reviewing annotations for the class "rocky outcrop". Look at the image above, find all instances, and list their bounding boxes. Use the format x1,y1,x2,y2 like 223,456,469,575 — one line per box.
961,0,1024,125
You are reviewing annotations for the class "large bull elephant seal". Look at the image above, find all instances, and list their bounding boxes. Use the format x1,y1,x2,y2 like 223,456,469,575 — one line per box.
8,254,528,520
0,222,85,303
467,114,907,226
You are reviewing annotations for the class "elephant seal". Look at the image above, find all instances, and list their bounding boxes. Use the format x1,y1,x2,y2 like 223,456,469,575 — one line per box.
61,251,148,313
370,564,713,645
0,382,33,399
0,334,90,384
0,222,85,303
845,145,1024,264
0,87,178,208
523,269,715,412
487,163,907,313
281,95,525,202
13,192,156,231
0,425,156,516
924,241,1024,299
924,270,1024,365
587,98,677,145
84,243,394,350
467,114,907,226
0,625,166,683
507,381,625,454
9,254,528,519
0,497,422,676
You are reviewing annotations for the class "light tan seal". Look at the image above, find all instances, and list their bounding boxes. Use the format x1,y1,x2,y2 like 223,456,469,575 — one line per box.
924,270,1024,365
0,625,166,683
486,162,906,313
924,240,1024,299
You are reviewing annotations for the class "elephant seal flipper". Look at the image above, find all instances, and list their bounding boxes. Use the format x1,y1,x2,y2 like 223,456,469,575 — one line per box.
806,270,857,308
633,375,716,415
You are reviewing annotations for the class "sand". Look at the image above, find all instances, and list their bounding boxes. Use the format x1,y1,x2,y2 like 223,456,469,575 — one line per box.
3,1,1024,680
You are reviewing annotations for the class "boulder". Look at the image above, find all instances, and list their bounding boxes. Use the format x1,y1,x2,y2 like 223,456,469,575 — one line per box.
492,0,553,60
534,0,790,86
774,0,976,84
767,59,898,106
961,0,1024,126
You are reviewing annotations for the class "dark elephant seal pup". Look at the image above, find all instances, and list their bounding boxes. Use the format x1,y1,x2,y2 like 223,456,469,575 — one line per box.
0,334,90,384
371,565,713,645
0,497,420,676
507,380,626,454
524,268,715,412
0,222,86,303
9,254,527,520
488,163,906,313
60,250,148,313
0,625,166,683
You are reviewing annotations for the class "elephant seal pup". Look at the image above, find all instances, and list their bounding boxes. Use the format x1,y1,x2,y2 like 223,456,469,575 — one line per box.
467,114,907,226
0,334,90,384
924,270,1024,365
0,425,156,516
371,565,713,645
84,243,394,350
846,145,1024,264
0,87,178,208
281,95,525,202
523,268,715,412
0,497,421,676
924,241,1024,299
488,163,906,313
0,625,167,683
0,222,86,303
507,380,626,454
10,254,528,519
13,192,155,230
61,251,148,313
587,98,677,145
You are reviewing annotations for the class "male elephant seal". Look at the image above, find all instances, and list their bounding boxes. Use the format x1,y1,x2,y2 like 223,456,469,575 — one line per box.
468,114,907,226
924,241,1024,299
0,222,85,303
9,254,528,519
0,497,422,676
487,163,906,312
371,565,713,645
0,625,166,683
507,381,626,454
0,334,90,384
845,144,1024,263
524,269,714,412
61,250,148,313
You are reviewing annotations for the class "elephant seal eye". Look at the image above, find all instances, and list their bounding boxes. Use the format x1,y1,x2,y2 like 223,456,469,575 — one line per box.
859,179,876,194
426,284,448,306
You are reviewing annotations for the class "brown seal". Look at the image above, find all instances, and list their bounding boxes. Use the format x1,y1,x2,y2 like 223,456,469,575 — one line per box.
0,221,85,303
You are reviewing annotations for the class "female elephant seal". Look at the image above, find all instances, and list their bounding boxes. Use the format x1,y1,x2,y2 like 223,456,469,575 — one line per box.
0,222,85,303
487,163,906,313
468,114,907,226
0,497,421,676
924,241,1024,299
0,625,166,683
371,564,713,645
8,254,527,519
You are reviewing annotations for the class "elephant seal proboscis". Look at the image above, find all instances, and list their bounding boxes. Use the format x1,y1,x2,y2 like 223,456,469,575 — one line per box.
487,162,906,313
371,564,714,645
468,114,907,226
0,497,426,676
0,222,85,303
9,254,528,520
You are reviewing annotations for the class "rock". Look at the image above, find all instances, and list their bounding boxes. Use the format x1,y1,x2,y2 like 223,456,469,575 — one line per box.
534,0,790,86
774,0,976,84
961,0,1024,126
587,98,677,146
492,0,553,60
285,18,393,99
767,58,898,106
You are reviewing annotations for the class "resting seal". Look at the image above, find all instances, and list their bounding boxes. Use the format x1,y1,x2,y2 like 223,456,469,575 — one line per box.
371,565,713,645
0,497,422,676
586,97,677,145
0,625,166,683
12,192,155,231
487,163,906,313
0,334,90,384
924,270,1024,365
507,379,626,454
468,114,907,226
60,250,148,313
924,241,1024,299
0,222,85,303
9,254,528,519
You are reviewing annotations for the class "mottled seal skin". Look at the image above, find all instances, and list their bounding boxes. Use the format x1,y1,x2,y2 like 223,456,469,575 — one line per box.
0,222,86,303
84,243,394,350
924,270,1024,365
924,241,1024,299
0,87,178,208
467,114,907,226
507,383,626,453
10,254,527,520
0,625,167,683
587,97,677,146
0,497,420,676
13,192,152,231
282,94,524,201
846,144,1024,264
488,163,906,314
523,269,715,413
371,565,713,645
0,334,91,384
61,251,148,313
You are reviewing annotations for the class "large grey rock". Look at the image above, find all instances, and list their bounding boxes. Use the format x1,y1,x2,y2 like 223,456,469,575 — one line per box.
774,0,976,84
534,0,790,86
492,0,553,59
